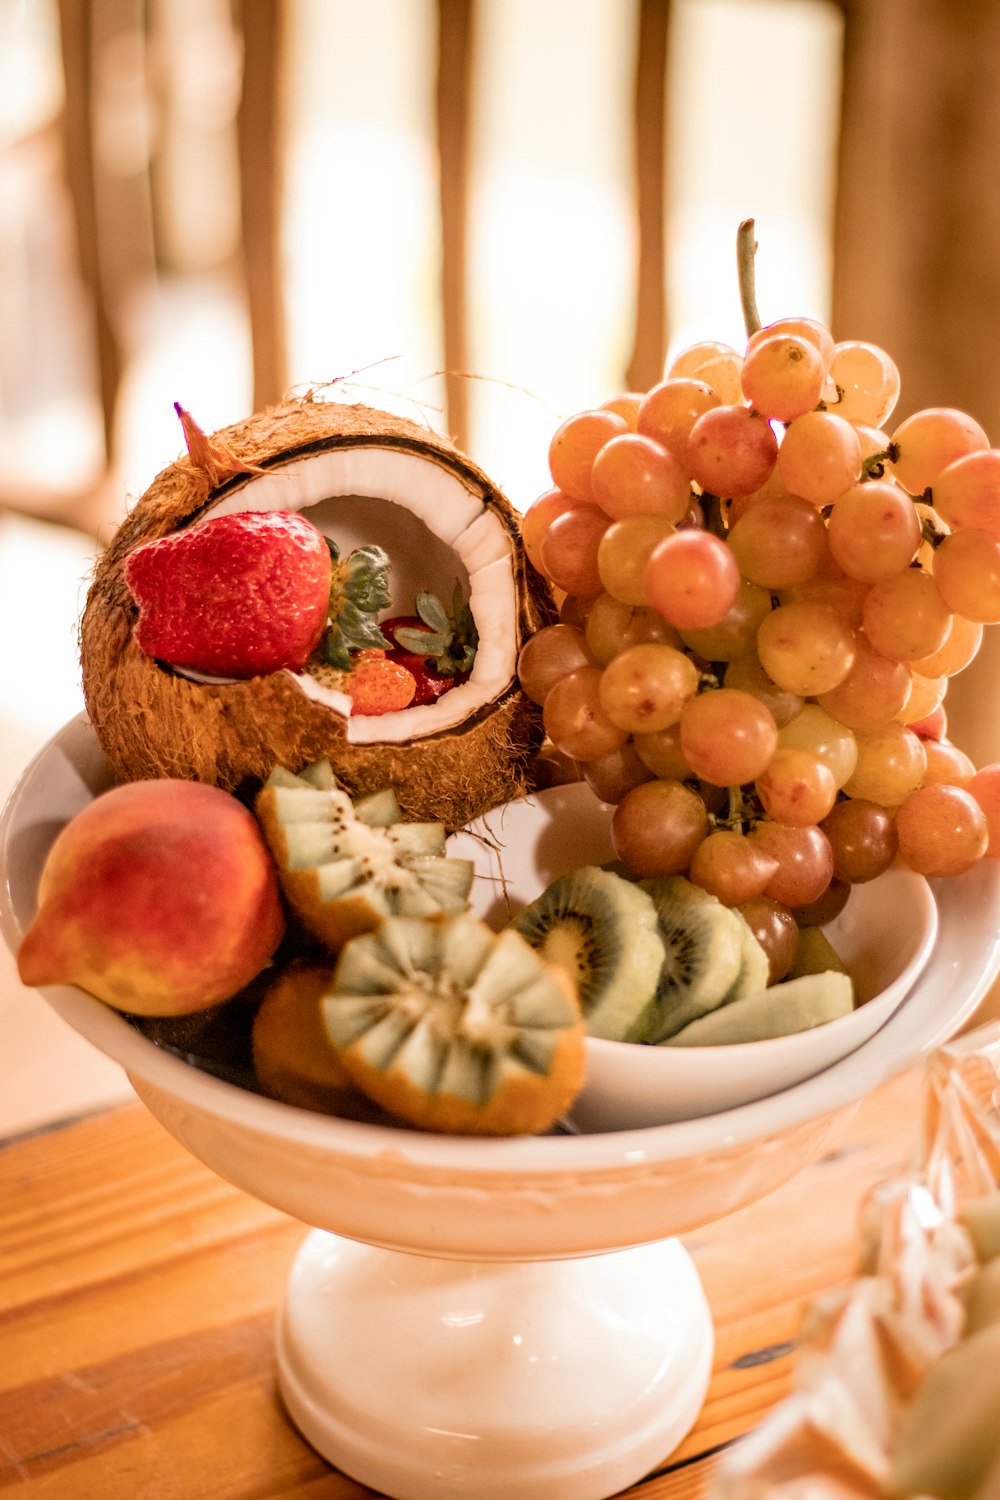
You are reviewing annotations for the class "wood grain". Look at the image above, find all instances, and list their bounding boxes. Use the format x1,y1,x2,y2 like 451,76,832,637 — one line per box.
0,1069,923,1497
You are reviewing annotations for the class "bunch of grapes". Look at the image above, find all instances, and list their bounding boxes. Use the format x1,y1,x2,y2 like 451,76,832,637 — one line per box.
518,234,1000,978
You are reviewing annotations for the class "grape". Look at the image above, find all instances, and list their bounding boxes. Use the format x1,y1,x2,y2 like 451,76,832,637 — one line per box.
644,529,742,630
894,784,988,877
756,747,838,826
723,653,803,727
828,341,901,426
688,829,780,907
581,741,654,804
678,687,778,786
889,407,989,495
687,406,778,498
861,568,952,660
825,480,922,583
597,642,700,734
559,593,595,631
931,449,1000,537
815,635,911,730
908,702,947,740
777,703,858,787
610,779,710,877
637,378,720,460
780,550,870,628
776,411,862,505
931,529,1000,622
793,877,850,928
920,738,976,787
669,341,743,404
747,316,835,372
741,333,827,422
910,612,983,678
842,722,926,806
542,666,628,761
898,672,946,726
596,515,676,607
746,821,835,908
735,895,800,983
583,592,681,666
522,488,576,573
727,494,830,590
967,765,1000,855
678,578,772,662
727,463,794,525
821,798,898,883
590,433,691,523
538,504,610,596
548,409,629,501
599,392,643,429
852,423,893,470
633,723,692,779
756,601,857,697
517,624,593,705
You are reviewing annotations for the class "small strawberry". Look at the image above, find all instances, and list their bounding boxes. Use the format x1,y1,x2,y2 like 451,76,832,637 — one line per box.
124,510,332,678
342,653,417,715
381,584,478,706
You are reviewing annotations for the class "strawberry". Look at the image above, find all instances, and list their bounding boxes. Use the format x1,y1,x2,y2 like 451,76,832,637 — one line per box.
381,585,478,707
124,511,332,678
341,653,417,715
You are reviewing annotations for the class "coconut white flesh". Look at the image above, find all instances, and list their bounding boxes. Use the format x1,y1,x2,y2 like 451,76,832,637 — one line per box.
180,445,520,742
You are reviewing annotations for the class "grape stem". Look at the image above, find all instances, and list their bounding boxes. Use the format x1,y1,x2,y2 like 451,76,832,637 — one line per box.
737,220,763,338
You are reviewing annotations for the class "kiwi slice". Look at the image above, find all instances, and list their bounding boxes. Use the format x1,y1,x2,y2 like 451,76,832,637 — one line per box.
639,877,748,1042
665,970,855,1046
510,866,666,1041
322,912,586,1135
718,913,771,1007
255,761,474,952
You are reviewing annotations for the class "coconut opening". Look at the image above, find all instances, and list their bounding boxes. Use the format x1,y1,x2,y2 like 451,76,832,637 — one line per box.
174,445,520,742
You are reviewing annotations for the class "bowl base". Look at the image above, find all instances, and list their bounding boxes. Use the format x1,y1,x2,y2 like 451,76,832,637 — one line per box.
276,1229,714,1500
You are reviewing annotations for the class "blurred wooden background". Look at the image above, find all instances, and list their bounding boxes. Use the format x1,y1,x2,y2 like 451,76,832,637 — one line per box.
5,0,1000,532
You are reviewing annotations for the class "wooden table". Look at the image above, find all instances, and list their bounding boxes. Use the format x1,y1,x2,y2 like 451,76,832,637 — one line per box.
0,1068,925,1499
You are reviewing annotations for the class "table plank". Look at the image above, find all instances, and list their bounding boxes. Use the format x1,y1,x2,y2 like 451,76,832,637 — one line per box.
0,1070,923,1498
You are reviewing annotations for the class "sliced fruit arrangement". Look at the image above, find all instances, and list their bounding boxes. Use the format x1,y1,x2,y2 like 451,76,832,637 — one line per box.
513,865,853,1048
81,399,555,827
254,759,474,951
320,912,585,1136
510,866,665,1041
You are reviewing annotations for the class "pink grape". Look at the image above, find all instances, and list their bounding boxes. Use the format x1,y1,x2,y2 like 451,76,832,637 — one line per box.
678,688,779,786
894,784,988,877
548,409,628,501
686,406,778,498
610,779,710,877
644,529,741,630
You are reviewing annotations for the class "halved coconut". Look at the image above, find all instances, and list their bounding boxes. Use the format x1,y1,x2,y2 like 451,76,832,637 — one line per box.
80,399,556,827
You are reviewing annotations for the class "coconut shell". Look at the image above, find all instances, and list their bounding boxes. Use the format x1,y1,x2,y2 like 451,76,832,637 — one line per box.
80,399,556,829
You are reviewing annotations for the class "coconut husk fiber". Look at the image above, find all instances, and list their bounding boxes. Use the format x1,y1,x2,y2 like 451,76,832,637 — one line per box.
80,397,556,829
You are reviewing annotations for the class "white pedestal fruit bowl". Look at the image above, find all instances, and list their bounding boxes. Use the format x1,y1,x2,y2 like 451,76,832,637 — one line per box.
4,716,1000,1500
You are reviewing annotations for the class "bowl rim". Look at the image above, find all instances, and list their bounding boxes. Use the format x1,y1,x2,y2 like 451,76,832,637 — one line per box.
4,715,998,1177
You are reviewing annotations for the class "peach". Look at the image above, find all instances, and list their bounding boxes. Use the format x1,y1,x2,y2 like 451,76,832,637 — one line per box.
17,779,285,1015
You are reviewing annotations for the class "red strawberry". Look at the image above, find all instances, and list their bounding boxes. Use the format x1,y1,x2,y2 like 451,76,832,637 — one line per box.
124,511,332,678
343,654,417,715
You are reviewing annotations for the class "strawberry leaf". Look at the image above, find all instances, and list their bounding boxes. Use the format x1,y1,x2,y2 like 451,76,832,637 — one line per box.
415,590,452,636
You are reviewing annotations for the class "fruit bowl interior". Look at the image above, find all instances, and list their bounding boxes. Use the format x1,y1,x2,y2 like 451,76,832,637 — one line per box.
450,785,939,1130
2,715,998,1263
